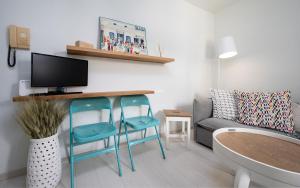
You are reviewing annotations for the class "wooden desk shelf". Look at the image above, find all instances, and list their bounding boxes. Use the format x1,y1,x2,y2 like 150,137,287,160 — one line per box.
13,90,154,102
66,45,175,64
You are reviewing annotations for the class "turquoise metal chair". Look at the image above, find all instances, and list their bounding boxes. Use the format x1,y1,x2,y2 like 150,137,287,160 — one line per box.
69,98,122,188
117,95,166,171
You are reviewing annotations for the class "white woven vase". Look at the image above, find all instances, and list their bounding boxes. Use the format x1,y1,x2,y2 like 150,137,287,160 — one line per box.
27,133,61,188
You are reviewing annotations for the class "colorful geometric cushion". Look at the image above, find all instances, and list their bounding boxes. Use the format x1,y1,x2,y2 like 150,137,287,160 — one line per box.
210,89,238,120
234,90,294,133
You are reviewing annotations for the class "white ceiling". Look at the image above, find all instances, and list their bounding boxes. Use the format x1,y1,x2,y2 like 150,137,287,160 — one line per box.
185,0,239,13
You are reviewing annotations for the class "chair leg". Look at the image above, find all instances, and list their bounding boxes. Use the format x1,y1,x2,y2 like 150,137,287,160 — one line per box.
107,137,110,148
104,139,107,148
154,126,166,159
118,123,122,149
113,135,122,176
124,124,135,171
70,142,75,188
140,130,143,139
141,128,147,144
144,129,147,138
70,157,74,188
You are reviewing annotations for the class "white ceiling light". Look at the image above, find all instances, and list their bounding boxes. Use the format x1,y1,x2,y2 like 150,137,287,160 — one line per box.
218,36,238,59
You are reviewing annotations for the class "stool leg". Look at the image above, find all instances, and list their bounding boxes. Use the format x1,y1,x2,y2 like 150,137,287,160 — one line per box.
187,119,191,146
155,126,166,159
165,119,169,149
182,121,186,141
124,124,135,171
113,135,122,176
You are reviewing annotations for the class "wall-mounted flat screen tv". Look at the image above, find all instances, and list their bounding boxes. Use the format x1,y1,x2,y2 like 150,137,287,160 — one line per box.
31,53,88,87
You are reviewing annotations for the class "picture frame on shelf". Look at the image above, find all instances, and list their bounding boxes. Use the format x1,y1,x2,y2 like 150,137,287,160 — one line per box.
99,17,148,55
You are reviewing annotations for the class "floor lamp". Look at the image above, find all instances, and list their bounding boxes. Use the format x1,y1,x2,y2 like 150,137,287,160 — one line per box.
217,36,238,88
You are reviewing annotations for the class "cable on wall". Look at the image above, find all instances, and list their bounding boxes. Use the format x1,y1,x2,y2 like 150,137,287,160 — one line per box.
7,46,16,67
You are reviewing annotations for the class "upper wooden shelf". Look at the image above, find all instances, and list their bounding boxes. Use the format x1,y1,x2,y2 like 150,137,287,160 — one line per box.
66,45,174,64
12,90,154,102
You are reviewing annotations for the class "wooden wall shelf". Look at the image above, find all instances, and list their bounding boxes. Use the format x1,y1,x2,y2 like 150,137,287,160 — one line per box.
66,45,174,64
12,90,154,102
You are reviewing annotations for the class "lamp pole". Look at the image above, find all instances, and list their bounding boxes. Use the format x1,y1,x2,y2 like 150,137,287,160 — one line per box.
217,58,221,88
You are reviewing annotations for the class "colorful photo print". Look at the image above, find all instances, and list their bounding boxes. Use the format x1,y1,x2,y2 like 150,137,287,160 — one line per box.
99,17,148,55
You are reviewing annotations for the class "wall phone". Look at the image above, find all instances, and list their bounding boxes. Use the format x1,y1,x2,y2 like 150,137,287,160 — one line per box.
7,25,30,67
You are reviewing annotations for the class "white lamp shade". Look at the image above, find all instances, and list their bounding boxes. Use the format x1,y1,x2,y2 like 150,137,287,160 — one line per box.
218,36,238,59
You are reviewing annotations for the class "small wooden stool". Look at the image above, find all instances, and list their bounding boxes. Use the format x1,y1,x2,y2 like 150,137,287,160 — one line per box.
163,109,192,149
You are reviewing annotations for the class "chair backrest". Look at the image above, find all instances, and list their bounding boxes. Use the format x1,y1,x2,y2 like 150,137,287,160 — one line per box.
69,98,114,131
70,97,112,113
120,95,150,108
120,95,153,119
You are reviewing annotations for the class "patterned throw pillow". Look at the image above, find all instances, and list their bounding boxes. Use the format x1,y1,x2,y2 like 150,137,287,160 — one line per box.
234,90,294,133
210,89,238,120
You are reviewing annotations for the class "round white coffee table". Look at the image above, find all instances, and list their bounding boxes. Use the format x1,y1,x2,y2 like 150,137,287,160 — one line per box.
213,128,300,188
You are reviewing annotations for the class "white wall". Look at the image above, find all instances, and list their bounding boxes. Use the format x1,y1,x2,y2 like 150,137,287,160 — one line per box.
215,0,300,102
0,0,214,174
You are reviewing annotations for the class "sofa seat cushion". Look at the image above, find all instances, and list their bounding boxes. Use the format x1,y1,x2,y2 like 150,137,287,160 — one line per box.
197,118,245,130
197,118,300,140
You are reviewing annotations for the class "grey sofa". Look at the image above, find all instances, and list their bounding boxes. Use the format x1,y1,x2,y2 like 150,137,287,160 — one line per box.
193,97,300,148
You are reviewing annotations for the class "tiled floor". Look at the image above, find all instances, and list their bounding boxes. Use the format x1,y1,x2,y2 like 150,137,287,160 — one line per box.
0,139,262,188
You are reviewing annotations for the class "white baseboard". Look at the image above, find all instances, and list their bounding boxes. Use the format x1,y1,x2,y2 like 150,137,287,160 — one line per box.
0,142,129,181
0,136,162,181
0,167,26,181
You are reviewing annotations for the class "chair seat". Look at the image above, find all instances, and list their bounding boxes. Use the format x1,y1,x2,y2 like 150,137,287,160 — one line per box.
125,116,160,130
73,122,116,144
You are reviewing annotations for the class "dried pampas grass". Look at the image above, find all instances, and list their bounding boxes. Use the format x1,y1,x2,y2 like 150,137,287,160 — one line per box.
17,99,68,139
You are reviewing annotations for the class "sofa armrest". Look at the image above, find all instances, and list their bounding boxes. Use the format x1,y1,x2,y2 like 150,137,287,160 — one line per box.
193,97,213,124
293,102,300,132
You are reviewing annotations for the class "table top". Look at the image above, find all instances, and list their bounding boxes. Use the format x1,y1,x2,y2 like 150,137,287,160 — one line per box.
216,131,300,173
12,90,154,102
163,109,192,117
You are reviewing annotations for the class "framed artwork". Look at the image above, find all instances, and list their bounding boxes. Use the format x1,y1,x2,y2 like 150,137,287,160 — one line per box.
99,17,148,55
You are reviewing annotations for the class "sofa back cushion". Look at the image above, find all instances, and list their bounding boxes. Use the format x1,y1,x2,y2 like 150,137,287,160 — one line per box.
210,89,238,121
235,90,294,134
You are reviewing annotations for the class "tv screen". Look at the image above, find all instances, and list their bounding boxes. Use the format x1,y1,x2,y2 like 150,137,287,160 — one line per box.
31,53,88,87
